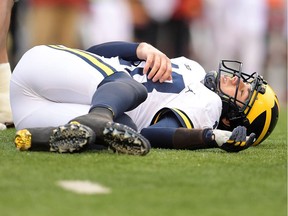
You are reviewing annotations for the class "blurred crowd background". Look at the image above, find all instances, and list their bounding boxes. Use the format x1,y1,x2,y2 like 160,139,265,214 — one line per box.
7,0,287,103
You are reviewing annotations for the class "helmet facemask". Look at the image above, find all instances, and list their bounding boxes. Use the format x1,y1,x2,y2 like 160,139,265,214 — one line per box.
215,60,267,130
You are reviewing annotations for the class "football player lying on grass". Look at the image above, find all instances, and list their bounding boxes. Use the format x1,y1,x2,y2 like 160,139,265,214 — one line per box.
12,42,279,155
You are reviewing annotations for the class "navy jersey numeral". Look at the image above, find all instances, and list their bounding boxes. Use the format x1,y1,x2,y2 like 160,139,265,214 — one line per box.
130,68,185,93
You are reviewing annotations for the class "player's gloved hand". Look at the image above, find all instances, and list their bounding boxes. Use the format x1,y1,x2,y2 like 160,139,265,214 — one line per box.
207,126,256,152
136,42,172,83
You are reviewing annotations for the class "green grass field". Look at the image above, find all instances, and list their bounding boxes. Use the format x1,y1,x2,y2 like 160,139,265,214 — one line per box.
0,108,287,216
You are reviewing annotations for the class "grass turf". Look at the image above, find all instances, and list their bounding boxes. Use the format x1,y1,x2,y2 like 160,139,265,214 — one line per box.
0,109,286,216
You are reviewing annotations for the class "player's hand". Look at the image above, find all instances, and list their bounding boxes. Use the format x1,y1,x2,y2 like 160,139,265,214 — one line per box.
136,42,172,83
212,126,256,152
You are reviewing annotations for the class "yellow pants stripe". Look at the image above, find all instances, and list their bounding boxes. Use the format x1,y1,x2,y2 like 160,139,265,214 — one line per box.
48,45,115,77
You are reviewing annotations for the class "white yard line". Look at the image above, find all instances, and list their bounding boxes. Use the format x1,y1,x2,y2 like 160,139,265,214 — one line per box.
57,180,111,195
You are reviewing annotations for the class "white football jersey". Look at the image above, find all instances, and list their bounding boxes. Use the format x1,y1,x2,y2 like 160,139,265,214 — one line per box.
125,57,222,130
11,45,222,131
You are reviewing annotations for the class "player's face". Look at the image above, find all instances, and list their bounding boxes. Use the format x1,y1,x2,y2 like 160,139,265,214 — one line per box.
219,75,251,106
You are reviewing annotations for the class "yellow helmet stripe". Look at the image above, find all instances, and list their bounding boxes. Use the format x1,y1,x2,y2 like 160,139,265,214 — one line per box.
253,108,271,145
48,45,115,76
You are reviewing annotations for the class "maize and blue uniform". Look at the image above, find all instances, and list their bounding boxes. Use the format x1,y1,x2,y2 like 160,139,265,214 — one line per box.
11,45,138,129
10,43,222,134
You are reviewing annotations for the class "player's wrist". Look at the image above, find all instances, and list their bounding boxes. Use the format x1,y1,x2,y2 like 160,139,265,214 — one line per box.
136,42,148,60
202,128,218,148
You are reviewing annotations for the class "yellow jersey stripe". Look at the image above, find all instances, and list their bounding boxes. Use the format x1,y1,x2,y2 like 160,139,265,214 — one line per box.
152,112,162,125
171,108,193,129
151,108,193,129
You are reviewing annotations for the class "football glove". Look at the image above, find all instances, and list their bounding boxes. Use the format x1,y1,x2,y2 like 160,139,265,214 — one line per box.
211,126,256,152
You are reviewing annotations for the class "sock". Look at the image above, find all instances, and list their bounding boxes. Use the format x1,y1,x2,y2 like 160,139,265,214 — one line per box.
70,107,113,138
114,114,137,131
0,63,12,124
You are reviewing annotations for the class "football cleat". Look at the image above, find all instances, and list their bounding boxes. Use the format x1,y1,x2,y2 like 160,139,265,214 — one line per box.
15,129,32,151
103,122,151,156
49,122,96,153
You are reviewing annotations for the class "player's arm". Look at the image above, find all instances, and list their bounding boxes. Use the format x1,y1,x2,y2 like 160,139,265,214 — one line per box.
86,41,172,83
86,41,140,61
141,116,255,152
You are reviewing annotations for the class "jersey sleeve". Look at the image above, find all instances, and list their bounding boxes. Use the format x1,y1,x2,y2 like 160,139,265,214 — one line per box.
86,41,140,61
151,108,194,129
